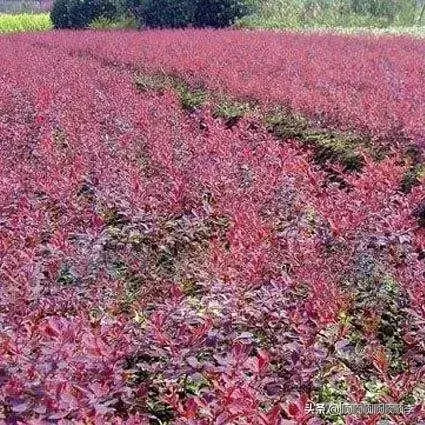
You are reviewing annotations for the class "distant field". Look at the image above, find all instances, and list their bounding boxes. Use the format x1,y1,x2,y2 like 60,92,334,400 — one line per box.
0,13,51,33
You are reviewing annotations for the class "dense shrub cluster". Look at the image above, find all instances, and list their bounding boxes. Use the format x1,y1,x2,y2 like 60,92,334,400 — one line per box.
193,0,252,28
138,0,252,28
137,0,194,28
0,32,424,423
51,0,252,29
51,0,117,28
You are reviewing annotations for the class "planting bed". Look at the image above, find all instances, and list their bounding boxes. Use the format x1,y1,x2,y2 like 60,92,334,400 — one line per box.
0,30,424,424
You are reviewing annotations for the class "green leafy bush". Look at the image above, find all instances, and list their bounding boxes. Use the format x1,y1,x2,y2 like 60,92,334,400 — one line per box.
51,0,118,29
138,0,194,28
193,0,252,28
52,0,251,29
51,0,79,29
136,0,251,28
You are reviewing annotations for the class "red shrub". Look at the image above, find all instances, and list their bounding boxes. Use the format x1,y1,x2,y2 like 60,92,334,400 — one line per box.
0,30,423,424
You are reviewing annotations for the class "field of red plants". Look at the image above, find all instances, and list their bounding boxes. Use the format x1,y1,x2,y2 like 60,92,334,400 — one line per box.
0,30,424,424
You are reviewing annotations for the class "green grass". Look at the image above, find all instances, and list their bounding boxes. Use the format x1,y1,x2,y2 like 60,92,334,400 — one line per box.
0,13,52,34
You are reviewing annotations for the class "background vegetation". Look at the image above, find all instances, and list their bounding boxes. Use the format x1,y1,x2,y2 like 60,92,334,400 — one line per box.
50,0,117,29
50,0,252,29
238,0,425,29
1,1,425,36
50,0,425,30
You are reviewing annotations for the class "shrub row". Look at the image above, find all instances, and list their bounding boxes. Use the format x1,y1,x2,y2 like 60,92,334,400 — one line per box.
38,29,425,151
1,32,424,423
